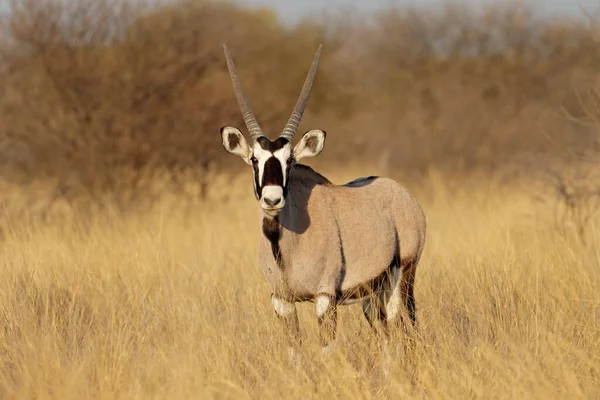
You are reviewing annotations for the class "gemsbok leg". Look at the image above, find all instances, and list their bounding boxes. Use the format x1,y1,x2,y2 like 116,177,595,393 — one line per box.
362,291,387,334
399,261,418,332
383,259,417,332
271,294,301,359
315,293,337,355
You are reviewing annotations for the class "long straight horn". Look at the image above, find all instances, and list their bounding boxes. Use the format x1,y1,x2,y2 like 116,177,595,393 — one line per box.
280,44,323,142
223,43,263,141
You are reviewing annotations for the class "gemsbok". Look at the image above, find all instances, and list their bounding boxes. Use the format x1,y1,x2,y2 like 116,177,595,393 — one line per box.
220,44,427,354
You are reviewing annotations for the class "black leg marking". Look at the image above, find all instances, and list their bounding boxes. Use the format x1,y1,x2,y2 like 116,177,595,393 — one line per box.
406,280,416,328
401,262,417,330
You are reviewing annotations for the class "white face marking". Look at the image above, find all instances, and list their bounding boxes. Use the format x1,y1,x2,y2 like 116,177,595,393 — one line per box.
272,146,291,186
252,143,271,184
261,186,284,211
251,142,292,187
272,297,295,317
315,295,331,318
252,141,292,214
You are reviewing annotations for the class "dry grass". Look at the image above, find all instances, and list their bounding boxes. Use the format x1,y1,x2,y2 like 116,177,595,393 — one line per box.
0,166,597,399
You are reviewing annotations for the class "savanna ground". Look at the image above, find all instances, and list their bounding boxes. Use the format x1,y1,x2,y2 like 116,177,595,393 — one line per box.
0,0,599,398
0,167,598,399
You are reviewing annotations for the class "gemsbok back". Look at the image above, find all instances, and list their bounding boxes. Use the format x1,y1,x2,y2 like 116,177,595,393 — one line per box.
220,44,427,355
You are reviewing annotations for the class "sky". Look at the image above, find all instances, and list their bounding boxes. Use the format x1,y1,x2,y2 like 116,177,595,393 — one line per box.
233,0,600,23
0,0,597,23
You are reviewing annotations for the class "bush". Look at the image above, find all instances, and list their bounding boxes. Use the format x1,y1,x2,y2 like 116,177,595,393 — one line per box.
0,0,599,209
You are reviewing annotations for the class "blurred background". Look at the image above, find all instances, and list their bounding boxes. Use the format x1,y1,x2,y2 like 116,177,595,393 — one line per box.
0,0,600,215
1,4,600,397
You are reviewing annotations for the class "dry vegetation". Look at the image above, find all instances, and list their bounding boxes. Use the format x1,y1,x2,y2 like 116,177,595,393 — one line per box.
0,170,598,399
0,0,598,398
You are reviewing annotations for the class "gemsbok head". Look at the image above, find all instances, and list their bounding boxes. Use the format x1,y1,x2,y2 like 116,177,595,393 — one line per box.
220,43,427,355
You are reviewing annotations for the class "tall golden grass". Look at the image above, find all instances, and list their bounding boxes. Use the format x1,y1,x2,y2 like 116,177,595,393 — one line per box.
0,165,597,399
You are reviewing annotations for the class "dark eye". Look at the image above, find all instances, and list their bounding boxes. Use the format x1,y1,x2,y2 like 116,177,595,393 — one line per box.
251,157,258,164
286,157,293,165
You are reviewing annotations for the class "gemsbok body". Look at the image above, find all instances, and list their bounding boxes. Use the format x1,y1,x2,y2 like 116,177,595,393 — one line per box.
220,44,427,353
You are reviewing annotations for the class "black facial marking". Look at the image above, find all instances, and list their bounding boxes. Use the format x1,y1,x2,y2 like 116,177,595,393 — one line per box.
262,157,284,187
256,136,290,152
252,136,293,200
253,165,261,199
262,217,283,268
227,133,240,149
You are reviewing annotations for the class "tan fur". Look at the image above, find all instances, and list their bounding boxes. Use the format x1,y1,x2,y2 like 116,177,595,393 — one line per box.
259,164,426,340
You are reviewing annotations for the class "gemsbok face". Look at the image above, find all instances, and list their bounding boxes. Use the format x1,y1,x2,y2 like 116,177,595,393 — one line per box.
220,44,325,218
219,43,427,358
221,128,325,217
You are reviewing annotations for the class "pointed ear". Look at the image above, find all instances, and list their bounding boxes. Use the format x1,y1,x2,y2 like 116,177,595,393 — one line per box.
221,126,252,164
293,129,326,161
